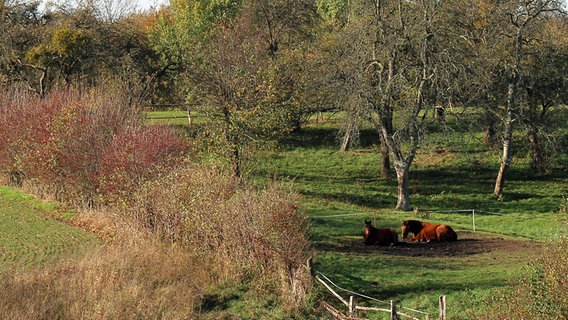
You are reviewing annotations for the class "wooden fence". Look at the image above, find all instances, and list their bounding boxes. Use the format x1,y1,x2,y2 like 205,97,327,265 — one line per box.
316,273,446,320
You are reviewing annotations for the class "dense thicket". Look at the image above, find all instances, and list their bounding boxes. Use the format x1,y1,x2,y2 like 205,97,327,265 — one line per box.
0,86,312,317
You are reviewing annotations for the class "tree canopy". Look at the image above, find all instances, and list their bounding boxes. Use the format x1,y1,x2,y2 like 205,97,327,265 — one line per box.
1,0,566,208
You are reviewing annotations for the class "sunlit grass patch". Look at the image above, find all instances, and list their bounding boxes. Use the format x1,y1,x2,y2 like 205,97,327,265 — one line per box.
0,186,100,273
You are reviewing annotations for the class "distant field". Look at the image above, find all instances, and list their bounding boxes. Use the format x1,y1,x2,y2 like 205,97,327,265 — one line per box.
0,186,101,273
142,109,210,127
142,110,190,126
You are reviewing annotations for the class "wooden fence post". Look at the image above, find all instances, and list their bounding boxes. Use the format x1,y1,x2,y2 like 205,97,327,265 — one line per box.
390,300,400,320
439,295,446,320
349,296,354,317
306,257,314,278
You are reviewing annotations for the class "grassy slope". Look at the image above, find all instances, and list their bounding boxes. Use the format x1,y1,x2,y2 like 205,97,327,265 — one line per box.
0,186,101,273
250,114,567,319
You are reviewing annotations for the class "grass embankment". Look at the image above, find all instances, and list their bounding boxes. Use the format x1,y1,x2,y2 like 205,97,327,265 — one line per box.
0,186,100,273
0,186,220,319
250,113,567,319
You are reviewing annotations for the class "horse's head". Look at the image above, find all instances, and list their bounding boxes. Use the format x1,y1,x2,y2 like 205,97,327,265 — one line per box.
363,220,375,244
401,220,410,239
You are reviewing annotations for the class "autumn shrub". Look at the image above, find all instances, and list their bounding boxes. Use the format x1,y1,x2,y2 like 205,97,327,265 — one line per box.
479,236,568,319
129,164,313,310
0,88,62,187
97,124,189,206
0,87,189,206
34,89,138,205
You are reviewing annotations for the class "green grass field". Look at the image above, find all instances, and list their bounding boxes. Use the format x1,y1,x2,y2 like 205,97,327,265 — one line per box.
248,114,568,319
143,108,567,318
0,186,101,273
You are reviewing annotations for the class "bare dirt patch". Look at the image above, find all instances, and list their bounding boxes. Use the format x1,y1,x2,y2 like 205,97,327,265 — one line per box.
328,231,539,258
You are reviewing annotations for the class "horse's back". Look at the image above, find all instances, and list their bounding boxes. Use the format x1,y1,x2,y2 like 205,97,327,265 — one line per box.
439,224,458,241
386,228,398,244
419,223,441,241
377,228,398,245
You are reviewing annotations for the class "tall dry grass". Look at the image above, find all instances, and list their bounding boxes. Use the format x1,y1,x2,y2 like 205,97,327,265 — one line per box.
0,235,209,319
129,163,313,309
477,236,568,319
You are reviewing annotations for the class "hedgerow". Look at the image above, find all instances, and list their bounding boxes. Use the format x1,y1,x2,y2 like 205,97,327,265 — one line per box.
129,164,313,307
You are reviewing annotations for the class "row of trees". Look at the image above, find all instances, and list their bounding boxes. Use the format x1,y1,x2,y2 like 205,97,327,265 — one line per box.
314,0,568,209
1,0,567,210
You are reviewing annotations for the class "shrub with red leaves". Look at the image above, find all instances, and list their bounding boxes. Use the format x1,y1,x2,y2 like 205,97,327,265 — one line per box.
0,89,64,186
97,125,189,205
0,87,189,207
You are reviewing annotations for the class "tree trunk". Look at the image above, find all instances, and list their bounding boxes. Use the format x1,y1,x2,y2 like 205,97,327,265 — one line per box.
494,141,510,197
435,106,445,124
483,107,498,147
394,162,411,211
494,25,523,197
528,125,549,174
379,131,391,179
231,143,241,179
494,83,515,196
340,120,354,152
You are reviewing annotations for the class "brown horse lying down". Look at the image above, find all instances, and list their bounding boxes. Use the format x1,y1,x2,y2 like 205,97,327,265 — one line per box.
401,220,458,242
363,220,398,246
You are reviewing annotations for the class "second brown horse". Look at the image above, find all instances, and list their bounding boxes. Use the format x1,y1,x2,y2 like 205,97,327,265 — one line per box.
401,220,458,242
363,220,398,246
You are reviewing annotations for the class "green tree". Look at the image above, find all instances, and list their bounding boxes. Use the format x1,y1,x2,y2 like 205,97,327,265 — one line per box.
0,0,46,88
315,0,449,210
24,24,93,95
447,0,566,195
151,0,316,178
520,15,568,174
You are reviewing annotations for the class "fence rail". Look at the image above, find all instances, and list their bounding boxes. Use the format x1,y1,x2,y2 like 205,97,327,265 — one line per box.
315,272,443,320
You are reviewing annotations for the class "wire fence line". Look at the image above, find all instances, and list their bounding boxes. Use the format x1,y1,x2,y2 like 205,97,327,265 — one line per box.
311,212,370,219
427,209,503,216
315,271,437,320
310,209,505,219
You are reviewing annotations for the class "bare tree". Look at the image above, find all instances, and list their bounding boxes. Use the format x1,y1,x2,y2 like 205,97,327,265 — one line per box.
362,0,444,210
95,0,137,22
493,0,564,196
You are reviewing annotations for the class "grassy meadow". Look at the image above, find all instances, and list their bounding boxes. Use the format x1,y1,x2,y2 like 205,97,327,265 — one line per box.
0,186,101,273
0,106,566,319
248,111,567,319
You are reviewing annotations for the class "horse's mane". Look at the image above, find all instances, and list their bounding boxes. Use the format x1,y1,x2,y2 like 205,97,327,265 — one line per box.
403,220,424,231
